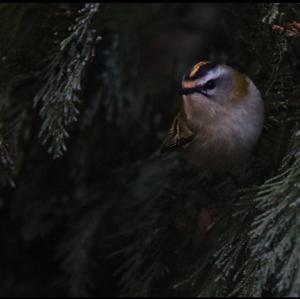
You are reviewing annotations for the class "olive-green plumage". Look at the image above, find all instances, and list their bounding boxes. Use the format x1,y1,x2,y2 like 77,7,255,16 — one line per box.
161,107,195,153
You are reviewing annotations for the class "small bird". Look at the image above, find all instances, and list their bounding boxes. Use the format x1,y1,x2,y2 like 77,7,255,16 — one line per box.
161,61,264,171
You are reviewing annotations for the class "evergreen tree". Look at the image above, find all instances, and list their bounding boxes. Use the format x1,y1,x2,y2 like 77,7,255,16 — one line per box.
0,3,300,297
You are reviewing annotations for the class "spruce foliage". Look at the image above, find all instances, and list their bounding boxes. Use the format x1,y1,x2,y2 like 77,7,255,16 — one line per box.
0,3,300,297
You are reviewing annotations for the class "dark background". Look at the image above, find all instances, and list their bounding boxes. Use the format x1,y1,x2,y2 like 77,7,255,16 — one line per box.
0,3,300,297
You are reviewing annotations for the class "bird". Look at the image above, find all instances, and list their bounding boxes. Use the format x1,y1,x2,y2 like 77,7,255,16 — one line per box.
161,61,264,172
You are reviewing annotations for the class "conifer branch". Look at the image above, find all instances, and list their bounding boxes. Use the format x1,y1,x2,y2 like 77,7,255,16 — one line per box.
34,3,102,158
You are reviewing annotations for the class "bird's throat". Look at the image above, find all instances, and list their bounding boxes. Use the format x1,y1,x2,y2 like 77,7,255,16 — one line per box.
183,95,219,124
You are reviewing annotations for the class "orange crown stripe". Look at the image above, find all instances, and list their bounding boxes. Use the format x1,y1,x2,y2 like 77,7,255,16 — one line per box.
189,61,210,77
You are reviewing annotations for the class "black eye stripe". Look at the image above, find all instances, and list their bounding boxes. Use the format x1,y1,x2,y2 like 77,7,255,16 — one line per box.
179,79,217,95
178,86,212,96
203,79,216,90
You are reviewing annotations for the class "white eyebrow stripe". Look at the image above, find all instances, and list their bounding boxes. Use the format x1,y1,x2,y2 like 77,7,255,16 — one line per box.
191,66,226,86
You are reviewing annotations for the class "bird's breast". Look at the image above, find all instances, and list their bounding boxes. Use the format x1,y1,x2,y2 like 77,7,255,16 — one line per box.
182,106,263,171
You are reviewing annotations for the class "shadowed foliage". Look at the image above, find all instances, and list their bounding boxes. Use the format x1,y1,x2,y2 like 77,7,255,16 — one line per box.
0,3,300,297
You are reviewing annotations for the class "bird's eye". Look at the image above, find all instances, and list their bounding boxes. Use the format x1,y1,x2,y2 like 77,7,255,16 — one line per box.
203,80,216,90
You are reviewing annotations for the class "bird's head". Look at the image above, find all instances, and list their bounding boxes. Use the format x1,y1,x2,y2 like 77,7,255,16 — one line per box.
179,61,251,106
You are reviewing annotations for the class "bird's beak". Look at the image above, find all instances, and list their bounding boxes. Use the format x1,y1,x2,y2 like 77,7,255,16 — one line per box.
178,88,186,95
178,87,195,95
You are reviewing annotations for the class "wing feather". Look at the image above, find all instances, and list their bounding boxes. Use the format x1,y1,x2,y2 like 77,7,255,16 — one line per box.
161,107,195,153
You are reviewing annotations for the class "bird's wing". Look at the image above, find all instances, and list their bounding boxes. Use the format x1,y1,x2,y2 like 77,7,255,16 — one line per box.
161,107,195,153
